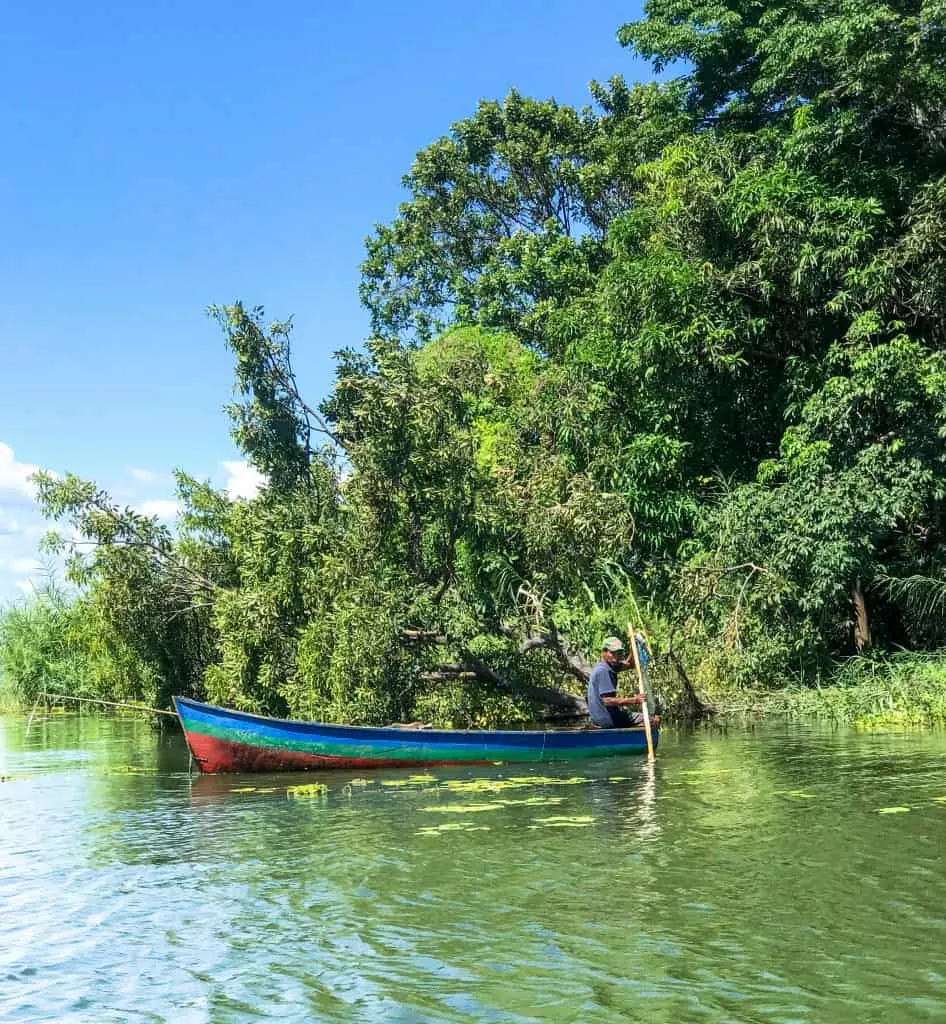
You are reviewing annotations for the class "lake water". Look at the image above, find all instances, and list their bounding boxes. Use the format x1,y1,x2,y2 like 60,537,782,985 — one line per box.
2,714,946,1023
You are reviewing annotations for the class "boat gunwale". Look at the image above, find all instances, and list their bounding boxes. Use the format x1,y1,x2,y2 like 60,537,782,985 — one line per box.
173,695,649,740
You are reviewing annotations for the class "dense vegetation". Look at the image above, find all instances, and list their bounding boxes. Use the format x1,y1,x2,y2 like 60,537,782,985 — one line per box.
3,0,946,725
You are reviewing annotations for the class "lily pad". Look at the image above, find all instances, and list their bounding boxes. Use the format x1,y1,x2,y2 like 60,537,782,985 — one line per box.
415,822,491,836
495,796,564,807
418,802,506,813
442,779,522,793
510,775,590,787
287,783,328,798
527,815,596,829
439,775,595,796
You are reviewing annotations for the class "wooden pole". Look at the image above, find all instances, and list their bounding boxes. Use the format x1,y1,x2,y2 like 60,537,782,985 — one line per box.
627,623,655,762
40,692,178,717
635,622,654,661
626,588,657,661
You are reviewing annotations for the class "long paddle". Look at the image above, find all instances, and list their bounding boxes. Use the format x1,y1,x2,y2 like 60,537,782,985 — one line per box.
627,622,655,762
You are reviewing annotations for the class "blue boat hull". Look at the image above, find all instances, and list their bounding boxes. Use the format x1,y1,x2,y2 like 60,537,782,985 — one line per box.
173,697,657,773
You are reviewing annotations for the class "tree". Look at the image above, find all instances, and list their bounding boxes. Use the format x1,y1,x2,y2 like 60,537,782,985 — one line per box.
361,84,690,349
32,472,222,707
212,302,340,491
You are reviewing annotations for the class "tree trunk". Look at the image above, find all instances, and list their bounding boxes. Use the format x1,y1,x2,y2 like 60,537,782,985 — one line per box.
666,647,709,721
468,660,587,715
853,578,872,653
400,626,589,715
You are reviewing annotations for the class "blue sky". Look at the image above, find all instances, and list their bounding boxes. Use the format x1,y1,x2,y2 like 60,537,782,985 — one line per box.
0,0,652,599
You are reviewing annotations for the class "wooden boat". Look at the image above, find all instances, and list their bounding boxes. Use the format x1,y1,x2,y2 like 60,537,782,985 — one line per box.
173,696,658,773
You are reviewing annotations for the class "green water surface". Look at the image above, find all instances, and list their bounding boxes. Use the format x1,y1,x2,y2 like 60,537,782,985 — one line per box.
2,714,945,1023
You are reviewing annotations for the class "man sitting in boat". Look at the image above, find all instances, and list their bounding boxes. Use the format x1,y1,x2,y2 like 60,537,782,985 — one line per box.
587,636,647,729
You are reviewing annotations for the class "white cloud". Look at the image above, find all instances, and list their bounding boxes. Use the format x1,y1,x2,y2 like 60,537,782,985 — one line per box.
136,500,180,520
222,460,267,501
0,442,38,502
0,509,21,535
0,445,65,601
10,557,40,575
129,467,160,484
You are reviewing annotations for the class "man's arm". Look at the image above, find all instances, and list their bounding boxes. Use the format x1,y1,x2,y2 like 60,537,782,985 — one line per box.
601,694,644,707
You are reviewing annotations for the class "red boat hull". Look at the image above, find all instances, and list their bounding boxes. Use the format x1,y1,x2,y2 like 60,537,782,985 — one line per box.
186,732,495,773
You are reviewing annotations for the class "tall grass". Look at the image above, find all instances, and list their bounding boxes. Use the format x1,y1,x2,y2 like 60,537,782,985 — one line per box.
742,650,946,726
0,581,77,707
0,581,155,711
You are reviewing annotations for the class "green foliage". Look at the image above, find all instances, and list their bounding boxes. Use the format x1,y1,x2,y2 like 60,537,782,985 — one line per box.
620,0,946,183
879,573,946,643
0,577,156,706
31,471,222,708
361,90,601,344
747,651,946,727
212,302,340,492
361,84,689,348
201,463,345,715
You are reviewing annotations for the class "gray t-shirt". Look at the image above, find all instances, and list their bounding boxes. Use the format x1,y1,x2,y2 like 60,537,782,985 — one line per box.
587,659,619,728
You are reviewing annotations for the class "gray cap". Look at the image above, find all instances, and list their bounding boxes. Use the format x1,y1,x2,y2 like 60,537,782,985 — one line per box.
601,636,625,653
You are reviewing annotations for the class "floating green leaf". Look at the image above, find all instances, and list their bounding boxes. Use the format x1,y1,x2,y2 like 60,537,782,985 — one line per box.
527,814,596,829
515,775,590,786
287,783,328,798
441,778,521,793
418,802,506,813
679,769,741,777
382,776,437,787
415,822,492,836
495,796,564,807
